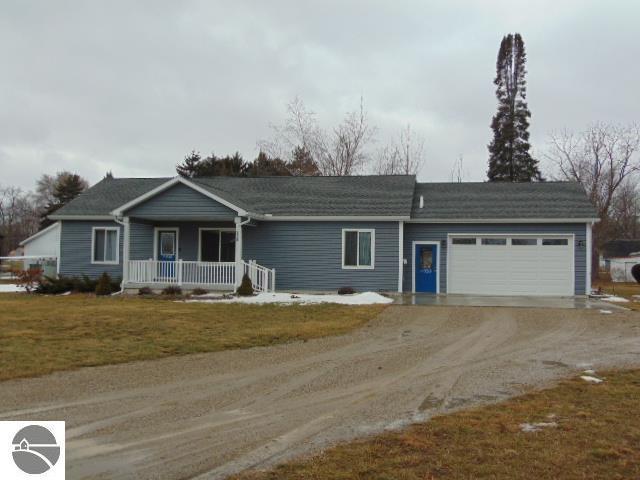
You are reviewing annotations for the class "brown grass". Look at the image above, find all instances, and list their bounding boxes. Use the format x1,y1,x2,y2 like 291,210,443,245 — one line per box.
593,279,640,311
233,369,640,480
0,294,385,381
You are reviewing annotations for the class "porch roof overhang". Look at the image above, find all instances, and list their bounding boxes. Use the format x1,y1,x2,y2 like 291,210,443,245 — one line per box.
127,215,238,222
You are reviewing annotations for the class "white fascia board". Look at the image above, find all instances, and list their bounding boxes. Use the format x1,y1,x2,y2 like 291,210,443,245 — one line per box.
110,176,248,217
406,217,600,224
19,222,60,246
255,215,410,221
48,215,115,221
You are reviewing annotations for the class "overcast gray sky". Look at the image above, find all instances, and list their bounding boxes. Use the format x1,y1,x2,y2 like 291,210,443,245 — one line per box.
1,0,638,190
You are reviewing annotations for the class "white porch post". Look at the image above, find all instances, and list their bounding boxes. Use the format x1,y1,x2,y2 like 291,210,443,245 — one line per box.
398,220,404,293
586,221,593,295
235,217,243,288
122,217,130,286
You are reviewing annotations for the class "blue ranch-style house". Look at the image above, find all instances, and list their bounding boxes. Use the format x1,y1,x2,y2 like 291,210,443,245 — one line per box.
48,175,598,296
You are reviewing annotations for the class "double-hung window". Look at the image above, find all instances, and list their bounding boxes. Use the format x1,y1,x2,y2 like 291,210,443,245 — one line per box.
92,227,119,264
342,229,374,269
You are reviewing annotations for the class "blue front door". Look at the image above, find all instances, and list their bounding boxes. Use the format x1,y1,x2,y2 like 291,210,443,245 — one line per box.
415,243,437,293
158,230,177,278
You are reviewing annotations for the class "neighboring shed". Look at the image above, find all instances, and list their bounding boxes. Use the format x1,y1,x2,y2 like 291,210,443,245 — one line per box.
609,256,640,283
18,222,60,276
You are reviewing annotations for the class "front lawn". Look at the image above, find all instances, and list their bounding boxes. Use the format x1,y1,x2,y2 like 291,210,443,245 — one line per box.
593,280,640,310
234,369,640,480
0,294,385,381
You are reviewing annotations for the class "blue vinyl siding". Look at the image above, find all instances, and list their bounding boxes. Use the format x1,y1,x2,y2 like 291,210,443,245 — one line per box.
243,221,399,291
129,222,154,260
125,183,237,220
59,221,123,279
129,221,234,261
402,223,587,295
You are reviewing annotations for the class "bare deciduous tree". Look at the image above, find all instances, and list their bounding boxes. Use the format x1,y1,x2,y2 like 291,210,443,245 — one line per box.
450,155,466,183
259,96,376,176
610,180,640,239
375,124,425,176
0,186,39,255
546,122,640,220
545,122,640,277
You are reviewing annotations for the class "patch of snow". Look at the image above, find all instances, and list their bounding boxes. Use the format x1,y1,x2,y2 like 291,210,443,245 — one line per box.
520,422,558,433
599,309,613,314
0,284,25,293
580,375,603,384
583,369,596,375
57,291,72,296
604,295,629,303
185,291,394,305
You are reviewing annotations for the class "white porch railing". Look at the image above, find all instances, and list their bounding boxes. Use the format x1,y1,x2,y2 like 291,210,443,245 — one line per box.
127,260,236,287
242,260,276,293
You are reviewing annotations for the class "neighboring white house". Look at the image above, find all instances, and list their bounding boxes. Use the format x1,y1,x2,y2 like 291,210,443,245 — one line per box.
18,222,60,277
609,255,640,282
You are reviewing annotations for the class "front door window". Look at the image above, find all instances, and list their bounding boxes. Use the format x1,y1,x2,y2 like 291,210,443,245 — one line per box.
158,231,177,261
420,249,433,271
415,244,437,293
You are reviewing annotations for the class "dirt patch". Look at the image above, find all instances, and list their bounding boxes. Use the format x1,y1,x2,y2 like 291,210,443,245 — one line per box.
0,305,639,479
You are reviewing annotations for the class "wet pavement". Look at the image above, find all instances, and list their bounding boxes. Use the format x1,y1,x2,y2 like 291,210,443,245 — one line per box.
394,294,627,310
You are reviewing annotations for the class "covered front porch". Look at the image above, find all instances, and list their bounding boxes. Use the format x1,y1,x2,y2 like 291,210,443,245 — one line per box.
121,219,274,292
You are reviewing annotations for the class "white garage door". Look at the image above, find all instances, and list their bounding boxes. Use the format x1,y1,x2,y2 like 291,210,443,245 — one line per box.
448,235,574,296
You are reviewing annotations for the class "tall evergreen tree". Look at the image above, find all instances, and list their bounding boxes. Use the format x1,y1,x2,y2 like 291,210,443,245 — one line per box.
176,150,203,178
487,33,540,182
40,172,89,228
176,150,249,177
247,151,291,176
288,146,320,176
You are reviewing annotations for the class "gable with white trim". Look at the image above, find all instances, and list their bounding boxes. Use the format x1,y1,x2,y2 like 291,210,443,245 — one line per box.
123,182,238,220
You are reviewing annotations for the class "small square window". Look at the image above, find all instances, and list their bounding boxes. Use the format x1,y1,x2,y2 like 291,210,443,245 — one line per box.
452,237,476,245
512,238,537,246
343,229,374,269
92,227,119,263
542,238,568,246
481,238,507,246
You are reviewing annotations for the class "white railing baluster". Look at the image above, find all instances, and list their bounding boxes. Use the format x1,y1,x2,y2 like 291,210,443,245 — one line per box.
125,260,258,289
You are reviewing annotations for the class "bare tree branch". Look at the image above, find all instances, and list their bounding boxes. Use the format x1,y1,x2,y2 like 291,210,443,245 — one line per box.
258,96,376,176
375,124,425,175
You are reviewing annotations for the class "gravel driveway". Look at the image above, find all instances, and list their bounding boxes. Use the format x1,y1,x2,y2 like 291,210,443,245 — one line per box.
1,305,639,479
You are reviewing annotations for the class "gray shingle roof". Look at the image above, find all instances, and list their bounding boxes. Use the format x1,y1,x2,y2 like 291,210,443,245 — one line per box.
411,182,597,220
52,177,169,216
191,175,416,216
53,175,416,218
52,176,596,221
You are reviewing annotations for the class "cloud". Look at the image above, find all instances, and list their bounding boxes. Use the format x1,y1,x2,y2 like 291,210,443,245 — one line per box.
0,0,638,190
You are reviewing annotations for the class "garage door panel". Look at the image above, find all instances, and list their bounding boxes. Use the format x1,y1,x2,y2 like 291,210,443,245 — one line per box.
448,235,573,296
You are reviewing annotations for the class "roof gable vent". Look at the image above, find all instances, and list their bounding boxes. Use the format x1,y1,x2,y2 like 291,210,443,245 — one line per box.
419,195,424,209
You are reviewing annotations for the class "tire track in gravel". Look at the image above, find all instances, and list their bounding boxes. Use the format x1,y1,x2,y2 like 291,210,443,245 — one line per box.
1,305,639,480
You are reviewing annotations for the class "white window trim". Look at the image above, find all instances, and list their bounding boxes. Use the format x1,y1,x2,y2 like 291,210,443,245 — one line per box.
412,241,440,294
91,226,120,265
153,227,180,261
341,228,375,270
197,228,236,262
